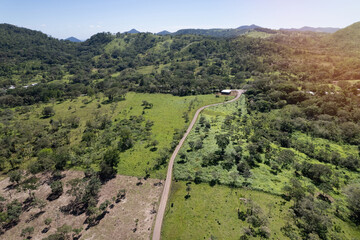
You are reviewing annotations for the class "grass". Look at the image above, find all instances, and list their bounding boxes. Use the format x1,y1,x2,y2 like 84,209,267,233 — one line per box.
162,181,360,240
173,95,251,186
162,181,292,240
246,31,274,39
10,92,228,179
173,94,360,195
113,93,229,178
167,94,360,239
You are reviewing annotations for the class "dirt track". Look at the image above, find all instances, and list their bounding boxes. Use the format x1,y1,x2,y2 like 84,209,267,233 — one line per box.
152,90,245,240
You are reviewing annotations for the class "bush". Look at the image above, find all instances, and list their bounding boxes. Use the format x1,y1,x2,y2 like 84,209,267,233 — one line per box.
42,106,55,118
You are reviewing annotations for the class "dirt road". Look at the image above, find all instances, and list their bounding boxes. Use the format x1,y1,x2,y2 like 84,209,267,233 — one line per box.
152,90,245,240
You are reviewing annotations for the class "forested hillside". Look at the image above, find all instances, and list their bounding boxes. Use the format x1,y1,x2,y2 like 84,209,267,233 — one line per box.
1,23,360,107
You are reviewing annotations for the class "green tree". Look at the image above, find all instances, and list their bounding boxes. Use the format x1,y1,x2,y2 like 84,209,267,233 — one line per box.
345,184,360,224
100,149,120,181
49,180,63,200
6,200,22,224
215,134,230,153
117,127,134,152
9,170,22,184
42,106,55,118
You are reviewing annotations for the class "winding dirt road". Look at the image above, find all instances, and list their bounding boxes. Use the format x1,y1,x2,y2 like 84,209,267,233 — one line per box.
152,90,245,240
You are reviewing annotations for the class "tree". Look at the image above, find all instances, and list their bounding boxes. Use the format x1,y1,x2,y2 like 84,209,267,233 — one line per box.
117,127,133,152
276,149,295,169
49,180,63,200
185,183,191,199
282,178,306,201
181,112,189,123
188,141,195,151
9,170,22,184
141,100,153,109
149,139,159,151
28,148,54,174
215,134,230,153
237,161,251,178
154,148,170,169
6,200,22,224
194,139,203,150
292,196,332,239
99,149,120,181
345,184,360,224
21,177,39,201
105,87,120,102
54,147,70,170
42,106,55,118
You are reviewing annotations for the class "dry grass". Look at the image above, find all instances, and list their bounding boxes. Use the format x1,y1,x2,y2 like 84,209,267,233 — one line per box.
0,171,163,240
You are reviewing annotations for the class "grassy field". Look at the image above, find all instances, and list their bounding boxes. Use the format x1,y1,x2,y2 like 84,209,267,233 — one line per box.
173,95,245,185
166,94,360,239
162,181,360,240
10,92,228,179
162,181,293,240
173,95,360,194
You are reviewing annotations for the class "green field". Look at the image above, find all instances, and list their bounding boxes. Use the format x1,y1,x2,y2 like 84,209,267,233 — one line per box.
162,181,293,240
162,181,360,240
6,92,228,179
164,93,360,239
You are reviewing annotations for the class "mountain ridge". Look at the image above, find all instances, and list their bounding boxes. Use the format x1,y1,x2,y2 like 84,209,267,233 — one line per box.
65,36,82,42
281,26,341,33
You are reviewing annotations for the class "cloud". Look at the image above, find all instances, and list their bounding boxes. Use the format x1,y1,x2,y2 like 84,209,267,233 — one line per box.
40,24,47,27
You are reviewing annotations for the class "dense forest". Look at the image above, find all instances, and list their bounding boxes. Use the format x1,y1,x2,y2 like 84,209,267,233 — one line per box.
1,22,360,239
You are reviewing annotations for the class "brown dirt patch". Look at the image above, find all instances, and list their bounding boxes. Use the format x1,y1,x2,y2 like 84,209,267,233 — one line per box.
0,171,163,240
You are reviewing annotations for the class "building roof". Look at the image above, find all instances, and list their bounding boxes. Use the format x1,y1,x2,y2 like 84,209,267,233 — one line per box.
221,89,232,93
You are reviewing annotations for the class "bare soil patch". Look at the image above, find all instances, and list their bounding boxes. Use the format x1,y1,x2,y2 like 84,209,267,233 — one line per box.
0,171,163,240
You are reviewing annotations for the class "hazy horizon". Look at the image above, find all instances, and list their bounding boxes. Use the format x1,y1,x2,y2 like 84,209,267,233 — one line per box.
1,0,359,39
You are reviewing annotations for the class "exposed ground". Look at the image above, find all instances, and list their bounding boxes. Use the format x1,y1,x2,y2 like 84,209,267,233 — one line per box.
0,171,163,240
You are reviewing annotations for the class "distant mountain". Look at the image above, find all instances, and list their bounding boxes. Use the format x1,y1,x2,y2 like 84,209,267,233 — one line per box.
126,29,140,34
237,24,261,30
65,37,82,42
281,26,341,33
173,25,263,38
157,30,171,36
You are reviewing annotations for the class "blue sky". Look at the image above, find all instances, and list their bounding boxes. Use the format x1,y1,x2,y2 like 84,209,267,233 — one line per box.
1,0,359,39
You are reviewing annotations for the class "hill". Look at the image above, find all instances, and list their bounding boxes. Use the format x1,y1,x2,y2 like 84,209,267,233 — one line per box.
65,36,82,42
329,21,360,51
173,24,262,37
237,24,261,30
157,30,171,35
126,28,140,34
281,26,340,33
1,22,360,240
0,23,77,86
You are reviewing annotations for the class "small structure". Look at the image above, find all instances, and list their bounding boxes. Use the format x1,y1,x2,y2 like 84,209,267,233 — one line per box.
221,89,232,95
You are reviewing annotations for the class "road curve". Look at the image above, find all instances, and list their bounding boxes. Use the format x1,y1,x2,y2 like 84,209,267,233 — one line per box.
152,90,245,240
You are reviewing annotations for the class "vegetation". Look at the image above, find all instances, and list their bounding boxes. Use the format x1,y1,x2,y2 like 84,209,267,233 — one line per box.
2,21,360,239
